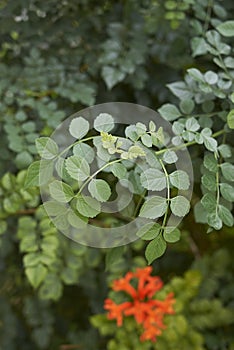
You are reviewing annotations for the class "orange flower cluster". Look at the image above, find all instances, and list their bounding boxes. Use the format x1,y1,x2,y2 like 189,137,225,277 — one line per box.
104,266,175,342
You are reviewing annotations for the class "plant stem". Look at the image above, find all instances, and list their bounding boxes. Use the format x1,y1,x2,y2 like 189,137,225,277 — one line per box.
155,129,225,156
59,136,97,158
10,208,37,216
203,0,213,34
215,153,220,215
133,189,147,218
77,158,122,195
159,159,170,231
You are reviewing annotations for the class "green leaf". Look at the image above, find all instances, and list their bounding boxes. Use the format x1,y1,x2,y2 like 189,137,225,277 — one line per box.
180,100,195,114
41,236,59,252
156,127,166,144
73,143,95,164
220,163,234,181
3,194,21,214
203,136,217,152
61,267,78,285
170,196,190,217
110,163,127,179
207,212,222,230
158,103,181,121
0,220,7,235
101,66,125,89
204,71,218,85
185,117,200,132
43,201,68,216
169,170,190,190
1,172,15,190
94,113,114,132
24,160,54,188
163,150,178,164
202,173,216,192
220,183,234,202
163,227,181,243
204,154,218,172
136,222,161,240
25,263,47,288
77,84,96,105
23,252,41,267
218,144,232,158
128,170,144,194
136,122,147,136
67,210,88,228
225,57,234,68
76,195,101,218
227,110,234,129
53,214,69,231
38,273,62,301
125,125,138,141
191,37,208,57
145,150,160,168
126,145,145,159
101,131,117,151
167,81,193,100
145,235,167,264
195,133,205,144
88,179,111,202
153,127,164,144
16,110,27,121
105,246,124,271
69,116,90,139
141,134,152,147
35,137,59,159
49,180,74,203
20,235,37,253
65,155,90,181
217,20,234,37
96,143,112,162
139,196,167,219
15,151,33,169
218,205,233,227
140,169,167,191
22,121,36,133
201,193,216,212
187,68,204,82
149,121,156,132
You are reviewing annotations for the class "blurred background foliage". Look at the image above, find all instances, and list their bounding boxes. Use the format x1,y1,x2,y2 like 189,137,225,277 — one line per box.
0,0,233,349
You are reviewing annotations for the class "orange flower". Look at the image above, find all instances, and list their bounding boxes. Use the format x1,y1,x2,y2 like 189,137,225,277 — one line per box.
112,271,137,299
104,299,132,326
104,267,176,342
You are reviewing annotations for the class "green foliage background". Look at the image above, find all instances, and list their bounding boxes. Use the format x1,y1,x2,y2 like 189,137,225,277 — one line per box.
0,0,233,349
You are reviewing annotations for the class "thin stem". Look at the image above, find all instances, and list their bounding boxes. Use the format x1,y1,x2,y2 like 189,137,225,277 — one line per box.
9,208,36,216
203,0,213,34
218,53,233,82
155,129,225,156
59,136,97,158
215,153,220,215
187,235,201,259
159,159,170,231
192,111,224,118
60,345,81,350
155,140,196,156
77,158,122,195
133,189,147,218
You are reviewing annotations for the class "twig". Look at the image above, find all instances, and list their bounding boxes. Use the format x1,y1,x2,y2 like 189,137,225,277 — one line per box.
187,235,201,259
60,345,81,350
12,208,36,215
